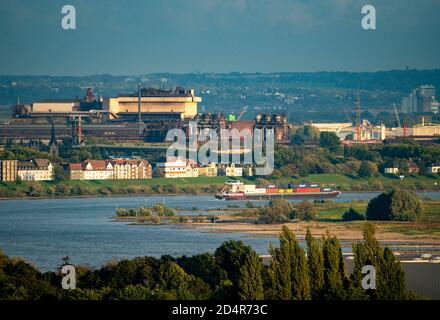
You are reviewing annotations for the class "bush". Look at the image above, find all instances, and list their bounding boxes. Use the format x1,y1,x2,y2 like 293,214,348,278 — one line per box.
258,199,293,224
342,208,365,221
366,189,424,221
293,201,317,221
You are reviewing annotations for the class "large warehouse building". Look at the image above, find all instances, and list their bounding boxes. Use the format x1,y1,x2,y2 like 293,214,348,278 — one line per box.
105,87,201,120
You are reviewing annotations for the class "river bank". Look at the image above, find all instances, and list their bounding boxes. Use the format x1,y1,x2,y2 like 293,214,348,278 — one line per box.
0,173,439,199
0,194,440,272
112,196,440,251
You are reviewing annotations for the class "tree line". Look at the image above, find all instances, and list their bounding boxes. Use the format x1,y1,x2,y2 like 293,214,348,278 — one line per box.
0,223,416,300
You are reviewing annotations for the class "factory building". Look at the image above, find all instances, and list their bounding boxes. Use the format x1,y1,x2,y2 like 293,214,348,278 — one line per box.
105,87,201,120
254,113,290,144
191,112,290,144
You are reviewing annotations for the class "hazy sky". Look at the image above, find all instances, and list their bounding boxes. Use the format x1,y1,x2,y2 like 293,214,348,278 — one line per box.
1,0,440,75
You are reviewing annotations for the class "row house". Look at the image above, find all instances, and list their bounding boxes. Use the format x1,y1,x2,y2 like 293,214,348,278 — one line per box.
69,159,152,180
17,159,54,181
0,160,18,181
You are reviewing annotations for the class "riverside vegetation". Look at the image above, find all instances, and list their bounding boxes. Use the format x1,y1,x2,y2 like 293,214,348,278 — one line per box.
0,223,418,300
1,135,439,199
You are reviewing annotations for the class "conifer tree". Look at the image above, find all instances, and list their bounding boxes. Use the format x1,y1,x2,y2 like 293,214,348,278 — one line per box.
352,223,406,300
377,248,405,300
237,250,264,300
268,226,310,300
306,228,325,299
267,244,292,299
322,234,347,299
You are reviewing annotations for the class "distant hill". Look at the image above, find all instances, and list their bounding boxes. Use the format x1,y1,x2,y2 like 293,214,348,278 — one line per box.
1,69,439,124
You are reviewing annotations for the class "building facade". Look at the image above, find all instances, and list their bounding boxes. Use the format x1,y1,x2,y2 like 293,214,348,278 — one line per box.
69,159,152,180
105,87,201,120
17,159,54,181
0,160,18,181
218,163,243,177
401,85,437,114
427,162,440,174
198,163,218,177
156,159,199,178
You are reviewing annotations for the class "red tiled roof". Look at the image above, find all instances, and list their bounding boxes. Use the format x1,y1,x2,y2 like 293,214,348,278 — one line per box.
84,160,108,170
69,163,82,170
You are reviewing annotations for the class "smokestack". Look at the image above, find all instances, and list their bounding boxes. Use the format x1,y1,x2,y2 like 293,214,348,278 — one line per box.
138,83,142,135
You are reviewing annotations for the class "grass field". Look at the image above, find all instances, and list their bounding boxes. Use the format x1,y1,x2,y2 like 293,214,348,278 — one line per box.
313,200,440,222
274,173,440,192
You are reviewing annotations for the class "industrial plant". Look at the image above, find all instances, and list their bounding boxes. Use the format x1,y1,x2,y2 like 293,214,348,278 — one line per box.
0,86,291,145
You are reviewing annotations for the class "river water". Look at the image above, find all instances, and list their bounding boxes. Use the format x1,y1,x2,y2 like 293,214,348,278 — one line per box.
0,192,439,272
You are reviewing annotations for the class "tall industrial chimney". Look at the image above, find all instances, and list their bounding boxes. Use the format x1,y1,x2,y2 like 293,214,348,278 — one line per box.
138,83,142,135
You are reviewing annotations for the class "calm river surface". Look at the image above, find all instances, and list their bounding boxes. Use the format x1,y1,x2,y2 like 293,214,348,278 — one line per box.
0,192,439,272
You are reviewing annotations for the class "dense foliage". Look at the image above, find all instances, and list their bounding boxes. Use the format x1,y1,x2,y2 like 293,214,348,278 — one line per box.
0,223,414,300
366,189,424,221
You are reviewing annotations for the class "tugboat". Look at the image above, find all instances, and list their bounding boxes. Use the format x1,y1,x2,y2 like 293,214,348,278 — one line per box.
215,180,341,200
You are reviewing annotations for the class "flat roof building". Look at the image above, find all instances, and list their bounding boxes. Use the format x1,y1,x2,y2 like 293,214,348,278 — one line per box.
105,87,201,120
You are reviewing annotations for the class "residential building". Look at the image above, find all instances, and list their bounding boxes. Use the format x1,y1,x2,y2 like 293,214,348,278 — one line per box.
427,162,440,174
407,160,420,174
0,160,18,181
383,162,399,174
384,160,420,175
219,163,243,177
198,163,218,177
17,159,54,181
156,159,199,178
69,159,152,180
111,159,152,179
401,85,437,114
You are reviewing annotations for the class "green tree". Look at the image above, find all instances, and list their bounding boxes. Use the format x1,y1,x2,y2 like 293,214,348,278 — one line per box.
322,234,347,299
214,240,261,299
306,229,324,299
342,208,365,221
351,223,406,300
294,201,317,221
258,198,293,224
303,125,320,140
157,260,210,300
320,132,341,153
366,189,424,221
237,250,264,300
378,248,405,300
268,226,310,300
358,161,378,178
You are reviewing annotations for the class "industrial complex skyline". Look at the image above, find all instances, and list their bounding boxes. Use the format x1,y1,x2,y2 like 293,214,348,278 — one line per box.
1,0,440,75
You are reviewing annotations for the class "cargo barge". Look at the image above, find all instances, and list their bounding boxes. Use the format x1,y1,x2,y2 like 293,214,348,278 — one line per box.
215,181,341,200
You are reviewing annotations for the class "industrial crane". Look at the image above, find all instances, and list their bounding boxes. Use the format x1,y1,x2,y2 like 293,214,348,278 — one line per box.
236,106,248,121
393,103,401,128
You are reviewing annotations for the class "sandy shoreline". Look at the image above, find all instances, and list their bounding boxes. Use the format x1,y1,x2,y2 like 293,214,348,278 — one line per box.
180,220,440,247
